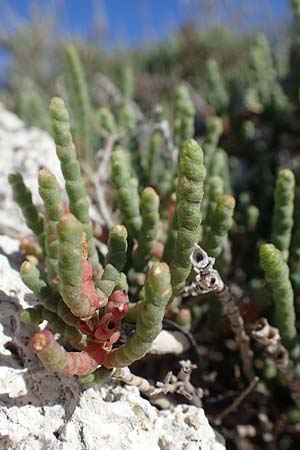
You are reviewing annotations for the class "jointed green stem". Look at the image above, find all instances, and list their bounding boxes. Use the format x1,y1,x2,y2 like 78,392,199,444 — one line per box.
271,169,295,259
171,139,206,296
133,187,160,271
202,195,235,258
106,225,128,272
104,262,172,368
111,147,142,238
173,85,195,150
8,173,45,251
20,261,78,326
65,45,91,160
260,243,296,345
49,97,98,268
38,169,64,285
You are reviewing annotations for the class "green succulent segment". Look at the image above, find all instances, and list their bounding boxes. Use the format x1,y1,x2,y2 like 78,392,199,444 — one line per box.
119,66,134,100
96,264,121,298
38,169,64,284
271,169,295,256
106,225,128,272
205,117,223,146
116,101,144,183
8,173,45,251
260,243,296,343
111,147,142,238
163,229,177,265
115,273,129,292
79,367,113,386
16,86,50,132
65,45,91,160
209,148,231,194
57,214,92,319
20,305,44,325
36,339,68,372
148,128,164,185
171,139,206,296
118,102,136,131
133,187,160,271
204,176,224,230
98,107,117,134
123,301,143,323
20,261,78,326
201,118,223,217
49,97,98,267
104,262,172,368
289,187,300,292
202,195,235,258
21,304,81,340
246,35,290,115
203,117,223,180
174,85,195,149
205,59,229,115
42,309,82,340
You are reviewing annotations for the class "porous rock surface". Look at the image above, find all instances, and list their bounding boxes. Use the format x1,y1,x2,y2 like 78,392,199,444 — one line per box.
0,104,64,234
0,108,226,449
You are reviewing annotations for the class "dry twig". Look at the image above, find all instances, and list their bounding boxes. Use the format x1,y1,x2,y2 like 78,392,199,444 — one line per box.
252,318,300,410
215,376,259,424
215,285,255,382
93,126,125,227
155,360,203,407
113,366,172,409
113,360,203,408
186,244,255,382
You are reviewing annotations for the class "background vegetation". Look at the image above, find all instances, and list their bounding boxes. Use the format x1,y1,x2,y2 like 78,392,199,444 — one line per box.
3,1,300,449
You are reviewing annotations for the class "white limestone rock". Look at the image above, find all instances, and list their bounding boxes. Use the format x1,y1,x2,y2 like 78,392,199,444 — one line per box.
0,104,101,237
0,104,64,234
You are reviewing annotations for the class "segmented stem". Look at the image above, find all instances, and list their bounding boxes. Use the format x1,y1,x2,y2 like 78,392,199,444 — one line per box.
202,195,235,258
50,97,98,267
111,146,142,238
106,225,128,272
38,169,64,284
31,330,98,375
271,169,295,259
104,263,172,368
8,173,45,251
171,139,206,296
133,187,160,271
260,243,296,344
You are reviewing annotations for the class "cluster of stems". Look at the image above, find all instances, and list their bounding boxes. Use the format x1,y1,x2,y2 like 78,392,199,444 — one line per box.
246,34,290,115
10,56,300,404
10,96,175,381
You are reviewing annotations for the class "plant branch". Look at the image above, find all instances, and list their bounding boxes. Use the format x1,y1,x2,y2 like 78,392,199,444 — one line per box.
252,318,300,410
215,376,259,424
186,244,255,382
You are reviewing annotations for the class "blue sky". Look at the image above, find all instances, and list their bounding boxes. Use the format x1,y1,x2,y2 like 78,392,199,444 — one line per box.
0,0,290,48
